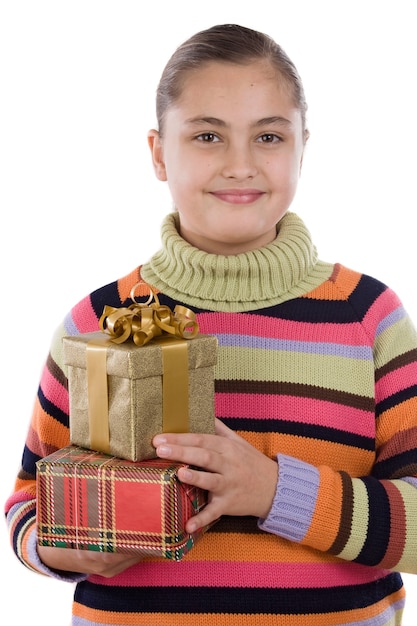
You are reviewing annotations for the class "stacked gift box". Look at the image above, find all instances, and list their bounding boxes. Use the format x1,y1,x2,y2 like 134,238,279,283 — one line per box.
36,287,218,560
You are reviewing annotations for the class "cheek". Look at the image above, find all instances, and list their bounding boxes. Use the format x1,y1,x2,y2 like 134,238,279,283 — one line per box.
268,157,299,186
172,159,213,191
283,154,302,184
166,169,198,207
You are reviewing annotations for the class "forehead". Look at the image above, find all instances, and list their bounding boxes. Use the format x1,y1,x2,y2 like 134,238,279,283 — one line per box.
174,60,295,113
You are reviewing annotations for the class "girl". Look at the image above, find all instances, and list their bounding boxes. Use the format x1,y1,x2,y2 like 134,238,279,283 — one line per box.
5,23,417,626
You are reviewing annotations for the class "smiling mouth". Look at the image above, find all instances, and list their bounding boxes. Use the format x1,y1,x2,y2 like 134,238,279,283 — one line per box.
211,190,264,204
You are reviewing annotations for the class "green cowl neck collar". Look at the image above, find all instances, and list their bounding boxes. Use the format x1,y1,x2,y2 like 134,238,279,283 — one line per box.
140,211,333,312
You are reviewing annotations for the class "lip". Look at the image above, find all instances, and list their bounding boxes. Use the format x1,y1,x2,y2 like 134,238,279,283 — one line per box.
210,189,265,205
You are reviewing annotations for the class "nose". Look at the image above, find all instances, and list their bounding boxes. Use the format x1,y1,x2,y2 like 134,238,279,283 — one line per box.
221,142,258,180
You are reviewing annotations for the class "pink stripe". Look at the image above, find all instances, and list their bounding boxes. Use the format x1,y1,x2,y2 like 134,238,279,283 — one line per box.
91,561,390,588
198,312,367,345
40,365,69,414
216,393,374,437
5,491,35,511
362,288,401,335
376,362,417,402
71,296,100,333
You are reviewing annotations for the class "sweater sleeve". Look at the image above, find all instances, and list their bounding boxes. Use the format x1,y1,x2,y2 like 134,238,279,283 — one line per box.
4,270,142,576
3,293,100,578
259,295,417,574
4,318,78,577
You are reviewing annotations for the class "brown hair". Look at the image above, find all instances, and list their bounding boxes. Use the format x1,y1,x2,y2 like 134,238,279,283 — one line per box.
156,23,309,139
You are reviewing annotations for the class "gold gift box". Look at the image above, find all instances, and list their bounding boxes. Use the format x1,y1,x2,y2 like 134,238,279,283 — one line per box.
63,331,217,461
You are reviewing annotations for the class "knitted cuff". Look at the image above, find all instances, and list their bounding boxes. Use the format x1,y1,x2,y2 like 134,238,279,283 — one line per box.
28,528,87,583
258,454,320,542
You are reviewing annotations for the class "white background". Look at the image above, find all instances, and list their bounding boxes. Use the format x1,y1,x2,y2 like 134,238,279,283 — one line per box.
1,1,416,624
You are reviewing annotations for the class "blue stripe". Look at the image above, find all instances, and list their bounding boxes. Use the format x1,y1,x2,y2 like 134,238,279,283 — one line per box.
376,306,406,336
64,311,80,336
216,333,372,359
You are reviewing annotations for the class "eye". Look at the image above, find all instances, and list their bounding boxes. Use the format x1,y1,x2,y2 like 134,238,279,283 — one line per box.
195,132,220,143
257,133,282,144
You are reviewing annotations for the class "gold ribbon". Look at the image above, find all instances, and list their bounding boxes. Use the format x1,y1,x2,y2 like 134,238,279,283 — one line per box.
98,282,199,346
86,282,197,453
85,335,113,454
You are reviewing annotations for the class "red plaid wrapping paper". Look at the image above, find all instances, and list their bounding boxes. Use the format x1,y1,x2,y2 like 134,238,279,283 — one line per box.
36,445,209,561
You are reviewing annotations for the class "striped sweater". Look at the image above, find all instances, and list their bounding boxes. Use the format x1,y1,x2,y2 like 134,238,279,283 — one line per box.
5,211,417,625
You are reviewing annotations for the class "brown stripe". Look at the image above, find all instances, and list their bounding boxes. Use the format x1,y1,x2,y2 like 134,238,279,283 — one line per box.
376,426,417,465
377,480,407,568
46,352,68,389
215,379,374,412
391,462,417,479
375,348,417,382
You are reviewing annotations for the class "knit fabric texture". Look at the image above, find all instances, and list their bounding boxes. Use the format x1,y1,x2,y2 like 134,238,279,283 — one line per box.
5,211,417,625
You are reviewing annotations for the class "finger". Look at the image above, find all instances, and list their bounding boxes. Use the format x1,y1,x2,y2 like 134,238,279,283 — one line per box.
185,503,222,534
153,431,220,450
177,465,221,492
155,441,220,472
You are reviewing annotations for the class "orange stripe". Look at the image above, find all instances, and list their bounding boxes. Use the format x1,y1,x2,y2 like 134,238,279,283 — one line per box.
377,398,417,443
241,431,373,474
182,532,343,563
14,478,36,498
20,524,32,563
117,267,142,302
38,413,70,449
303,265,361,301
29,397,70,449
302,465,343,550
117,266,162,302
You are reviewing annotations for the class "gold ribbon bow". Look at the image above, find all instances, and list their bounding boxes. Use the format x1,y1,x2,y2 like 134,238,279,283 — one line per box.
98,281,199,345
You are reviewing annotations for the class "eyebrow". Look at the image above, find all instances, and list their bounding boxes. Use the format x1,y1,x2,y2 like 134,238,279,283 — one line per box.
256,116,293,128
184,115,293,128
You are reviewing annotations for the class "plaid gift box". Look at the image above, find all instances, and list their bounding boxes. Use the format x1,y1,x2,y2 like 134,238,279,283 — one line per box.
36,445,209,561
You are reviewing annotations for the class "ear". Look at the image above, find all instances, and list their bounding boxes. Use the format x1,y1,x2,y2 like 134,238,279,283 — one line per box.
299,151,304,175
147,129,167,181
299,129,310,174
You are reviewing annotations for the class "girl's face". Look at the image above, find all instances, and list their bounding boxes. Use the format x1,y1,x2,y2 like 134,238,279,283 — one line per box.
148,60,305,255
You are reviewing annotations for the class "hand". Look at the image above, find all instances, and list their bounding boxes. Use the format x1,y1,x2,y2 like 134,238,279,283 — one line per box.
153,418,278,533
38,545,143,577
